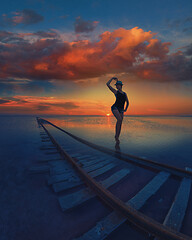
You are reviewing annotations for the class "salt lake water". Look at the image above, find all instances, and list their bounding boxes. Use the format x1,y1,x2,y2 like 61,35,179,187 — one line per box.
42,115,192,169
0,115,191,169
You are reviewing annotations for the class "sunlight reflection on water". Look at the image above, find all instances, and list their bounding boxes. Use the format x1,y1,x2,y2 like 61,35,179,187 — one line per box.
44,115,192,168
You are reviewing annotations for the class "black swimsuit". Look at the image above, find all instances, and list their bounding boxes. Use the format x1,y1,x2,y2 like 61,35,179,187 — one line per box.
111,90,126,113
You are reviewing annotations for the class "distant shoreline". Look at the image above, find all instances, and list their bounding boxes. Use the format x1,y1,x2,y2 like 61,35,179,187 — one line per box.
0,114,192,117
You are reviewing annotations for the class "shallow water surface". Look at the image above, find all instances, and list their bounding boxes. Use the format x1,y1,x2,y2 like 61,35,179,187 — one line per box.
42,115,192,169
0,115,191,239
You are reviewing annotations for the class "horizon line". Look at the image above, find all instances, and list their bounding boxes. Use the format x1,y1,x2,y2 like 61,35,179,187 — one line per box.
0,114,192,117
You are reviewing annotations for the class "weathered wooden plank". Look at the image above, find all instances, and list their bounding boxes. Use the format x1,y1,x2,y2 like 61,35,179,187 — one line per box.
70,153,88,158
89,163,115,178
49,159,75,175
48,161,69,167
41,137,50,139
49,157,108,176
52,179,81,192
48,163,115,185
48,161,80,185
163,177,191,231
63,148,88,155
83,161,111,172
78,157,109,168
76,171,170,240
50,166,74,176
77,155,100,161
75,211,126,240
75,155,104,163
50,163,115,192
59,169,130,211
50,157,110,175
128,171,170,209
48,173,81,186
48,170,77,184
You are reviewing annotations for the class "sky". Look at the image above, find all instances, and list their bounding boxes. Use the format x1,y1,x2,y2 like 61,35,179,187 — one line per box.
0,0,192,116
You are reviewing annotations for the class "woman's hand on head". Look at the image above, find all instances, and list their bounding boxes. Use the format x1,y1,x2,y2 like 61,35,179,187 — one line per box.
111,77,118,81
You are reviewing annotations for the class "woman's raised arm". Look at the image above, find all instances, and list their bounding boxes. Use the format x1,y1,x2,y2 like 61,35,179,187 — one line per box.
106,77,117,94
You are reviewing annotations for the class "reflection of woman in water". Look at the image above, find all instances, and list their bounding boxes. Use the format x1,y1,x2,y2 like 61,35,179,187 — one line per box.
106,77,129,143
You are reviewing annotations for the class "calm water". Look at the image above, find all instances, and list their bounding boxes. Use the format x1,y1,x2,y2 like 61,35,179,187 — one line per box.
43,115,192,169
0,115,192,169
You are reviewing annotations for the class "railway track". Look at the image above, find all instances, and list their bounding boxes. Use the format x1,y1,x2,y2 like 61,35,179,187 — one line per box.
31,117,192,240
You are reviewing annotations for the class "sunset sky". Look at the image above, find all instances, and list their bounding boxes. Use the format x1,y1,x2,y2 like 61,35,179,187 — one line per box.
0,0,192,116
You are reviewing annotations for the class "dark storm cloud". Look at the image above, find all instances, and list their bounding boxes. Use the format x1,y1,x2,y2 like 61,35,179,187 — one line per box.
36,101,79,111
4,96,29,103
13,83,44,94
0,78,45,96
166,19,182,28
0,30,59,46
0,99,10,104
0,9,44,27
0,97,29,104
0,30,13,40
36,105,50,111
131,51,192,82
0,37,66,73
184,17,192,23
74,16,99,33
50,102,79,109
0,30,27,44
0,78,30,86
164,15,192,32
182,26,192,32
183,43,192,56
32,31,58,38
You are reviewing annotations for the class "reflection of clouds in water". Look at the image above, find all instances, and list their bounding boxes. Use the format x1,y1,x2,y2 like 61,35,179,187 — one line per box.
44,115,192,168
45,116,192,143
46,116,115,129
45,115,192,132
125,117,192,133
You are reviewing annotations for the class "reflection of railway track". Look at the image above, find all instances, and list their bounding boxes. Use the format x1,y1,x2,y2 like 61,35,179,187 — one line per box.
34,117,191,240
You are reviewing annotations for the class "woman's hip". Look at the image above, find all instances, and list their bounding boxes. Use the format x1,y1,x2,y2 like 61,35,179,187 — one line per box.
111,105,124,113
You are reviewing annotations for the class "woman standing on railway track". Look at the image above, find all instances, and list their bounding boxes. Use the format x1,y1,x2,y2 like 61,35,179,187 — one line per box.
106,77,129,143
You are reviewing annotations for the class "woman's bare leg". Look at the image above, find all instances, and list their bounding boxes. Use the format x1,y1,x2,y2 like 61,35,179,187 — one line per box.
118,112,124,138
112,109,123,141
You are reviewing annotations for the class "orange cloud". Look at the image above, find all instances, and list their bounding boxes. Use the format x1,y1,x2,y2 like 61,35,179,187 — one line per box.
0,91,191,116
1,26,190,83
0,96,110,115
34,63,49,71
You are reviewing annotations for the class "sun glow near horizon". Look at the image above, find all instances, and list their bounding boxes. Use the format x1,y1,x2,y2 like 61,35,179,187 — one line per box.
0,4,191,116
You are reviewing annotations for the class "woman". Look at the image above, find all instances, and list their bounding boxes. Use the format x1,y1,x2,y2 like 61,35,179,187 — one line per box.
106,77,129,142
